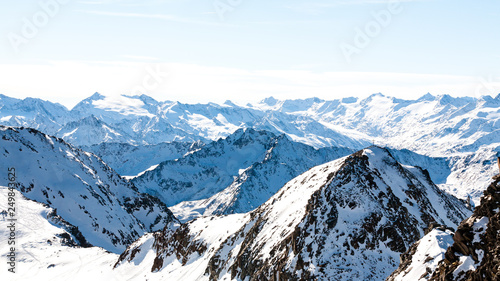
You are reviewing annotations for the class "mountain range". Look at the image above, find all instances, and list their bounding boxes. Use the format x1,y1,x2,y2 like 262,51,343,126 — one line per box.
2,92,500,203
0,145,472,280
115,147,470,280
1,91,500,280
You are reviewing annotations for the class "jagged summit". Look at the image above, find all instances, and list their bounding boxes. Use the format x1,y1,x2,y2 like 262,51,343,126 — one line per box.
123,94,159,104
260,96,278,106
74,92,106,106
418,93,436,102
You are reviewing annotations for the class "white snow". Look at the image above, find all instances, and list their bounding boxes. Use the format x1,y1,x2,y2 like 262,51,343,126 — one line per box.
453,256,477,279
3,93,500,203
393,229,454,281
92,95,154,117
472,216,489,243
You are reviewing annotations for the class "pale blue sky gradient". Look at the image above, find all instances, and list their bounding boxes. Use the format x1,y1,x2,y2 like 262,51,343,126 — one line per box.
1,0,499,108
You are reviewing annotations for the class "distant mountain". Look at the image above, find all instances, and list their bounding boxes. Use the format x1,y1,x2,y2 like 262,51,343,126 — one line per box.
83,140,204,176
2,92,500,202
115,147,471,280
3,92,500,154
388,176,500,281
0,92,368,148
0,95,70,135
55,115,135,146
0,126,178,253
132,128,281,206
131,128,354,221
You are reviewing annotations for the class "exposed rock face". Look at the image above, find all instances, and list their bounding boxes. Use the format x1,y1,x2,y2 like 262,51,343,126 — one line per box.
115,147,470,280
428,177,500,280
388,177,500,281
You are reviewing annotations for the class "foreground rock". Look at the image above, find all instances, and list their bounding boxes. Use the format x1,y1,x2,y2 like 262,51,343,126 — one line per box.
388,176,500,281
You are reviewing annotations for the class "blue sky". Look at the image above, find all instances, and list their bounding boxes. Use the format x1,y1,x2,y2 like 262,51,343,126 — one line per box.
1,0,499,108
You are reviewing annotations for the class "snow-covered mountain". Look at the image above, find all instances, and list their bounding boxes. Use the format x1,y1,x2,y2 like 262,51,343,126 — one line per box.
0,93,368,148
130,128,469,222
0,94,70,135
115,147,471,280
0,126,178,253
55,115,136,147
83,140,204,177
3,92,500,201
3,92,500,154
131,128,277,206
131,128,354,221
388,175,500,281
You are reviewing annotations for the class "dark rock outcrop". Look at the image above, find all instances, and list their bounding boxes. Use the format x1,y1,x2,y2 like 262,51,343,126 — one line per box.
428,177,500,280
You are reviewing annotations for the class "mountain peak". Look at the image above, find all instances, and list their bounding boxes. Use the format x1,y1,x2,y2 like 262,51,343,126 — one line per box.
437,94,453,104
368,92,386,99
88,92,106,101
223,100,236,107
261,96,278,106
417,92,436,101
225,127,275,144
341,97,358,103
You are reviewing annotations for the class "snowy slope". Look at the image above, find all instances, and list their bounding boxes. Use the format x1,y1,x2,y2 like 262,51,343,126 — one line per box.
0,185,187,281
0,126,178,253
389,175,500,280
117,147,471,280
0,185,120,280
386,226,455,281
